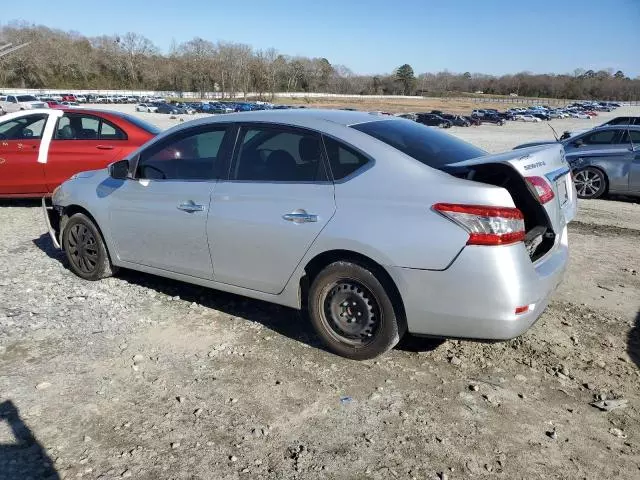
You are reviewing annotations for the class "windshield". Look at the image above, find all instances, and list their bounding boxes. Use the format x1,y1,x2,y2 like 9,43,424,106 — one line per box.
118,113,161,135
352,119,486,168
16,95,38,102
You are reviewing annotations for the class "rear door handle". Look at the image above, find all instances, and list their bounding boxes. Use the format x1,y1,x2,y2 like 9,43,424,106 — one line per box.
96,145,114,150
283,209,318,223
177,201,205,213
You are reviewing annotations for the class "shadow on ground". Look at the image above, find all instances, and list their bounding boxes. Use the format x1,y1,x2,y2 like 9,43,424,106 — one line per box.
33,233,66,263
32,232,446,357
0,400,59,480
629,310,640,369
0,199,41,208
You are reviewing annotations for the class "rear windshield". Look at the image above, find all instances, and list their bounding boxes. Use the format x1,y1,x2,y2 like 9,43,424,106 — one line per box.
352,119,486,168
118,113,162,135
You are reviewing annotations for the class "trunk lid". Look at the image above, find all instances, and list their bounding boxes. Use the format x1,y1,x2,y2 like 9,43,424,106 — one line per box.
446,144,577,239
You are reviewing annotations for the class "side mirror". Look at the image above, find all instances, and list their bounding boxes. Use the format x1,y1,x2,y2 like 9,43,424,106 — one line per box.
109,159,130,180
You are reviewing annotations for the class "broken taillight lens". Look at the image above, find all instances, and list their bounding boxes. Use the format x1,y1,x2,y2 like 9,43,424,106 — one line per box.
433,203,525,246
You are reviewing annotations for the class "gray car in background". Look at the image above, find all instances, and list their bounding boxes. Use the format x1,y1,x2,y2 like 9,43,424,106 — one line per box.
45,110,576,359
516,125,640,199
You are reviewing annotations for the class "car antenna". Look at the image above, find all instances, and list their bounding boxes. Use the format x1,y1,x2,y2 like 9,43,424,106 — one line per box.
547,123,559,141
628,117,635,151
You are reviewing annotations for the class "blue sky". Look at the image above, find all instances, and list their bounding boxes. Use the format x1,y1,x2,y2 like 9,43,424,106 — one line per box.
5,0,640,77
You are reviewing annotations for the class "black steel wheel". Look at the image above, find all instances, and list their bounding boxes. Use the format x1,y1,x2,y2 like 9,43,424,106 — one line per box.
308,261,405,360
574,167,607,199
62,213,116,281
323,281,380,345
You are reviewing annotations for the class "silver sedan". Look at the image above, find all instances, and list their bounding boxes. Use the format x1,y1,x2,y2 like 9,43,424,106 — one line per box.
516,125,640,199
45,110,577,359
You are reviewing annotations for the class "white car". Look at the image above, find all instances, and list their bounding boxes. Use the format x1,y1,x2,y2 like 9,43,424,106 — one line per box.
94,96,109,103
570,112,591,119
514,114,541,122
0,94,48,113
136,103,159,113
75,95,87,103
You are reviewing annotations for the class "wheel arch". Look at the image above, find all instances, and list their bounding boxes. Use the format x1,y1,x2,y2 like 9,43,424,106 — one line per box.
300,249,406,322
60,204,114,261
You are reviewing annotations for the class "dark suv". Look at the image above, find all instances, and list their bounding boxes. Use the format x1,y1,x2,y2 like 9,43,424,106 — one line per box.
415,113,452,128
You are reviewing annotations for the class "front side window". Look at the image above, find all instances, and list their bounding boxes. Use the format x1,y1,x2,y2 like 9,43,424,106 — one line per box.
580,130,619,145
231,126,326,182
54,114,127,140
136,127,228,180
16,95,38,102
0,114,48,140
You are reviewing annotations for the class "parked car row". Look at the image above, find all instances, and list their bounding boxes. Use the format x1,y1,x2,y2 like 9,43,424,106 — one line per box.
133,100,306,116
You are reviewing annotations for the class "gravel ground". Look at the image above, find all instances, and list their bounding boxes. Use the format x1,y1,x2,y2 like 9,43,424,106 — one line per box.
0,105,639,480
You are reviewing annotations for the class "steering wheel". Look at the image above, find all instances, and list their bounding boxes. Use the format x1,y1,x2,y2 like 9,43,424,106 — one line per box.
21,129,34,138
140,165,167,180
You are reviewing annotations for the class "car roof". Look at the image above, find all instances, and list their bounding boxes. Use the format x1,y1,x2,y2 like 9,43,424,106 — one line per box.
205,108,393,127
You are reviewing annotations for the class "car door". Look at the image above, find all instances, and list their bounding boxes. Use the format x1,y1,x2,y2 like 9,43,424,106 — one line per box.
0,114,49,195
566,129,631,193
208,123,336,294
107,124,234,279
621,129,640,193
46,113,126,190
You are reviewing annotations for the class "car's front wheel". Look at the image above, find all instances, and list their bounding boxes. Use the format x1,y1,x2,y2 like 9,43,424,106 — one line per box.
62,213,117,281
308,261,405,360
574,167,607,199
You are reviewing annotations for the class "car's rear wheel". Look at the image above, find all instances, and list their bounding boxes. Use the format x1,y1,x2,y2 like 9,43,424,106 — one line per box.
574,167,607,199
62,213,116,281
308,261,405,360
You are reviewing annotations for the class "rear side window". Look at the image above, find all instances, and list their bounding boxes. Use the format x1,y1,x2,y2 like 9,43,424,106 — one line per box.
54,114,127,140
323,136,370,180
352,119,486,169
619,130,640,144
231,126,326,182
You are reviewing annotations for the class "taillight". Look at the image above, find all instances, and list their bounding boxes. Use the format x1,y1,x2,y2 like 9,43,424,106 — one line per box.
433,203,525,246
526,176,555,204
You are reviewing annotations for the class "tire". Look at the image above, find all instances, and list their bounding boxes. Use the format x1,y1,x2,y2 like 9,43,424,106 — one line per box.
62,213,117,281
573,167,607,199
308,261,405,360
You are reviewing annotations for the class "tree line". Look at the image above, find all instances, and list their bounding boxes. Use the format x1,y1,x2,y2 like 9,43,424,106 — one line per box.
1,22,638,101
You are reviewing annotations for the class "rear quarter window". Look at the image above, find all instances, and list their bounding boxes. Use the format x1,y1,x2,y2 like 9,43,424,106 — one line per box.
322,136,370,180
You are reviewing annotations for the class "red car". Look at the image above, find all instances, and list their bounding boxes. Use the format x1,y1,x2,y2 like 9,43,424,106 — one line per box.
0,108,159,197
61,94,77,102
46,101,64,109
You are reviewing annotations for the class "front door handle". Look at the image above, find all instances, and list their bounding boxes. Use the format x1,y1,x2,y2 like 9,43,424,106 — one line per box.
96,145,114,150
177,201,205,213
283,209,318,224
